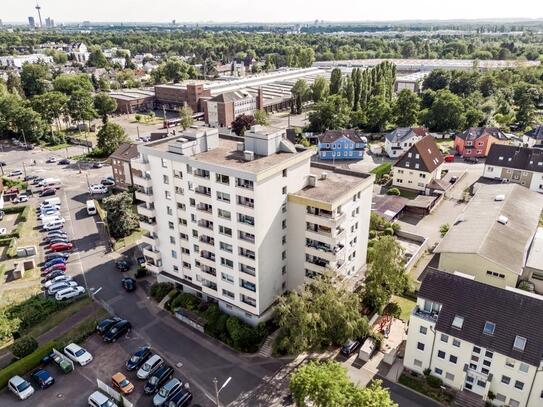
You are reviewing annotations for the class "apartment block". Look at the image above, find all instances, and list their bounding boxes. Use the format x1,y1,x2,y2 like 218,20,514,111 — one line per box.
132,126,373,325
405,270,543,407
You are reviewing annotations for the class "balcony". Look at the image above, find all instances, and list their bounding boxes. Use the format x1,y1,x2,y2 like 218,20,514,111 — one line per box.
240,280,256,293
412,307,439,323
198,220,214,231
142,245,161,261
238,214,255,227
195,186,211,197
137,203,155,218
239,248,256,260
199,236,215,251
140,233,157,246
200,251,216,261
237,196,254,208
140,217,158,234
201,265,217,277
239,232,255,244
132,158,150,172
133,174,153,188
146,262,160,274
306,240,345,262
135,189,153,203
194,169,210,179
306,209,346,228
196,203,213,214
236,178,254,190
240,264,256,277
240,294,256,308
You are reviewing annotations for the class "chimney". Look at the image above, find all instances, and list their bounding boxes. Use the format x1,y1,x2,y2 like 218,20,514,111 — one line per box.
244,150,255,161
256,87,264,111
320,172,328,180
308,175,317,187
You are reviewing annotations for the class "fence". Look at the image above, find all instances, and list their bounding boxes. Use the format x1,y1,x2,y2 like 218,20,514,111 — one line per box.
97,378,133,407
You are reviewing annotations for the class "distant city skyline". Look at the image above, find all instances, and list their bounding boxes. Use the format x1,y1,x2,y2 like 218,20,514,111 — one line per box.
2,0,543,24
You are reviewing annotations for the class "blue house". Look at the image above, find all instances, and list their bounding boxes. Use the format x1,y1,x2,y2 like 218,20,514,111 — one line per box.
318,130,367,161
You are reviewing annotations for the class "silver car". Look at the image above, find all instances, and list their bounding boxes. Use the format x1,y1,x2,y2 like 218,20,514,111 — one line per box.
153,378,183,406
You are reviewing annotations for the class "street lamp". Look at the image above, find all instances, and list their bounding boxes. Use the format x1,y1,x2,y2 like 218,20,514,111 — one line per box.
213,376,231,407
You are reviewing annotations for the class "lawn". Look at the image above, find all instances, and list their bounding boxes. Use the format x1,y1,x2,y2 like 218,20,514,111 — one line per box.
399,373,455,405
390,295,416,322
43,142,71,151
112,228,144,251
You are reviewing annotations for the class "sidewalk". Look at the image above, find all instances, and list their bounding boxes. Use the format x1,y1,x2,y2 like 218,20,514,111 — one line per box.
0,300,103,369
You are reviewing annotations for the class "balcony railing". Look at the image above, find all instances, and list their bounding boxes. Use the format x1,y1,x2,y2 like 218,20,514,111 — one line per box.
201,251,215,261
240,295,256,307
194,169,210,179
238,215,255,226
237,197,254,208
198,220,214,230
199,236,215,245
240,249,256,260
196,203,212,213
201,266,216,277
195,186,211,196
239,233,255,243
412,307,439,322
236,179,254,190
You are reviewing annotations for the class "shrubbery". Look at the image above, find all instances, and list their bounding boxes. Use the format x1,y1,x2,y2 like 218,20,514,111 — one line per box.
10,336,38,358
370,162,392,181
387,187,400,196
150,282,174,302
426,374,443,388
171,293,200,311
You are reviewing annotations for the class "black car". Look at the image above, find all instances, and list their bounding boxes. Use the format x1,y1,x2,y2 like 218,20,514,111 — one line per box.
463,156,479,163
103,319,131,343
96,317,122,335
92,162,104,168
143,365,174,395
101,179,115,186
44,270,66,281
115,259,131,272
31,368,55,389
126,345,151,371
24,175,37,181
58,159,70,165
40,188,56,197
44,252,70,261
340,338,363,357
167,388,193,407
32,177,45,185
48,238,69,245
121,277,136,292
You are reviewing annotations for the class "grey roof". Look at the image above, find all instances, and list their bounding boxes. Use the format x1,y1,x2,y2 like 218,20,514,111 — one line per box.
209,90,252,103
456,127,507,142
394,135,444,173
385,127,429,143
485,144,543,174
525,125,543,141
526,228,543,271
435,183,543,275
419,269,543,367
318,130,366,146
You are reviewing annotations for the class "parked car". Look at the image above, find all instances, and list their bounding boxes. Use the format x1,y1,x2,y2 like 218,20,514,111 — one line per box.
137,354,163,379
24,175,37,181
96,317,122,335
42,263,67,275
112,372,134,395
121,277,136,292
55,286,85,301
153,378,183,406
44,252,69,261
101,179,115,187
33,177,45,185
64,343,92,366
50,242,73,252
444,154,455,162
30,369,55,389
42,257,66,269
46,351,73,374
115,259,131,272
43,221,64,231
463,156,479,163
13,194,28,203
48,281,77,296
8,169,23,177
144,364,174,395
0,228,7,235
167,388,193,407
89,184,108,194
88,391,116,407
8,375,34,400
45,229,66,237
449,176,458,184
58,159,70,165
46,157,57,163
40,188,56,197
103,320,131,343
44,270,66,282
126,345,151,371
39,209,60,218
48,238,70,245
92,162,104,168
340,338,363,357
44,275,72,289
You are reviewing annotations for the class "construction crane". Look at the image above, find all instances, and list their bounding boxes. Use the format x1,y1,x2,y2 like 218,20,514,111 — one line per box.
35,1,43,28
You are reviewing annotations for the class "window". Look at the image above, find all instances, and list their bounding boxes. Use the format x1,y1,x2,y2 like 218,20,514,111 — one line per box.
218,209,231,220
485,350,493,358
501,375,511,385
434,368,443,375
282,169,287,177
509,400,520,407
220,242,233,253
169,236,175,244
440,334,449,343
452,315,464,329
419,326,427,335
217,192,230,202
165,190,171,200
171,250,177,259
495,394,506,402
481,368,489,375
505,358,515,368
216,174,230,184
514,381,524,390
161,158,168,168
220,258,233,268
445,372,455,381
486,270,505,279
513,335,526,352
168,221,174,230
417,342,425,351
519,363,529,373
413,359,422,367
473,346,481,354
163,174,169,184
222,289,235,299
437,350,445,359
471,355,479,362
282,186,287,195
219,225,232,237
483,359,491,367
221,272,234,284
449,355,458,364
483,321,496,335
452,339,461,347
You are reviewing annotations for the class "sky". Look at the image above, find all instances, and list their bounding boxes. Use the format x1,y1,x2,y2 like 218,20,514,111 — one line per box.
2,0,543,23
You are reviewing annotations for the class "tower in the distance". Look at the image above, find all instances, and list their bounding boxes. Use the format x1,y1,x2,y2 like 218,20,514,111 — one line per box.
35,1,43,28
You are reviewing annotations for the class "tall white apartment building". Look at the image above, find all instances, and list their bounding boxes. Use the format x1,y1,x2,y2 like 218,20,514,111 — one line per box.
405,270,543,407
132,125,373,325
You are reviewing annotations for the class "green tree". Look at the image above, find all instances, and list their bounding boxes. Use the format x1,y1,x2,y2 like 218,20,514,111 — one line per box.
393,89,420,127
96,122,129,155
439,224,450,237
365,95,392,132
231,114,255,137
253,109,269,126
94,92,117,123
275,274,368,355
291,79,310,114
290,361,397,407
67,90,96,126
6,73,24,97
421,89,466,132
310,76,329,103
53,74,94,95
363,236,409,311
10,335,38,358
329,68,343,95
20,63,50,97
307,95,350,133
101,191,139,239
179,105,194,129
87,47,108,68
422,69,451,91
31,91,68,135
297,47,315,68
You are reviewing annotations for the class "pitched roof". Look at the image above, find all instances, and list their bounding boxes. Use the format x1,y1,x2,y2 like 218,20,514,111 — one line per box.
435,183,543,275
318,130,366,144
393,135,444,173
109,143,139,161
209,90,251,103
485,144,543,174
419,269,543,367
525,125,543,141
385,127,429,143
456,127,507,141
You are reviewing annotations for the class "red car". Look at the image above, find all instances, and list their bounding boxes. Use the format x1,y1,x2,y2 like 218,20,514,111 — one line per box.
41,263,67,275
444,154,455,163
49,242,73,252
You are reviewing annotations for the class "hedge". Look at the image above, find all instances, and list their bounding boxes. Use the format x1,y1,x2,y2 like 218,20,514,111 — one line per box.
10,336,38,358
370,162,392,180
150,282,174,302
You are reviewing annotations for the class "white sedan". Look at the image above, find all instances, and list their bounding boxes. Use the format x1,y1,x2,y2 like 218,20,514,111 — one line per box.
47,281,78,296
55,286,85,301
13,194,29,203
8,170,23,177
63,343,93,366
89,184,108,194
44,275,73,289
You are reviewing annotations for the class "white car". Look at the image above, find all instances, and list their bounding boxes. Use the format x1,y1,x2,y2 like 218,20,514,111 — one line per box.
43,222,64,231
55,286,85,301
39,204,60,213
13,194,28,203
89,184,108,194
42,216,65,225
48,281,78,296
63,343,93,366
137,354,163,379
39,209,60,219
8,375,34,400
88,391,116,407
8,169,23,177
44,275,73,289
0,228,7,235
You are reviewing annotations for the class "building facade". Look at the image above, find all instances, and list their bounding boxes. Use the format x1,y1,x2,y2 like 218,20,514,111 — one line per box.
454,127,507,158
317,130,367,161
522,125,543,148
109,143,140,190
203,90,261,128
405,270,543,407
384,127,429,158
132,126,372,325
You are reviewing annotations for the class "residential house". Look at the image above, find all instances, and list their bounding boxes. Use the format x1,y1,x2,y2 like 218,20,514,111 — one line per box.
69,42,89,64
523,125,543,148
454,127,507,158
203,90,261,127
317,130,367,161
435,183,543,289
405,269,543,407
483,144,543,193
391,136,444,194
384,127,429,158
109,143,140,190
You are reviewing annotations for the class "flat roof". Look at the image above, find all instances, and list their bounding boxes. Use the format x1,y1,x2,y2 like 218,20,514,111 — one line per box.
526,228,543,271
109,89,155,101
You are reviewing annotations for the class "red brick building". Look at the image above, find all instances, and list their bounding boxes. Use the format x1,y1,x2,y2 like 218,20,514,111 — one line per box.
454,127,508,158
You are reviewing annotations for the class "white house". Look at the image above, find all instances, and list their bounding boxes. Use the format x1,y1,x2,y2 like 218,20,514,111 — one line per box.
69,43,89,64
523,126,543,148
384,127,429,158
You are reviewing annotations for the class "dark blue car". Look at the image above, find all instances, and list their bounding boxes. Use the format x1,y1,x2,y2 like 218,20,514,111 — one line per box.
42,258,66,270
31,369,55,389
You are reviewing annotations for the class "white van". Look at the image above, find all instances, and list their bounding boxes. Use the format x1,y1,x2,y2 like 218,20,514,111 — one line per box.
42,179,62,189
40,197,61,207
86,200,97,216
41,215,64,225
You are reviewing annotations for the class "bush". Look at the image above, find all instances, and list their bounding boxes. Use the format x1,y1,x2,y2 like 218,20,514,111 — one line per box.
369,230,377,239
171,293,200,312
226,317,263,353
150,282,174,302
439,223,450,238
370,162,392,180
387,187,401,196
383,227,394,235
383,302,401,319
426,375,443,388
4,295,66,335
10,336,38,358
